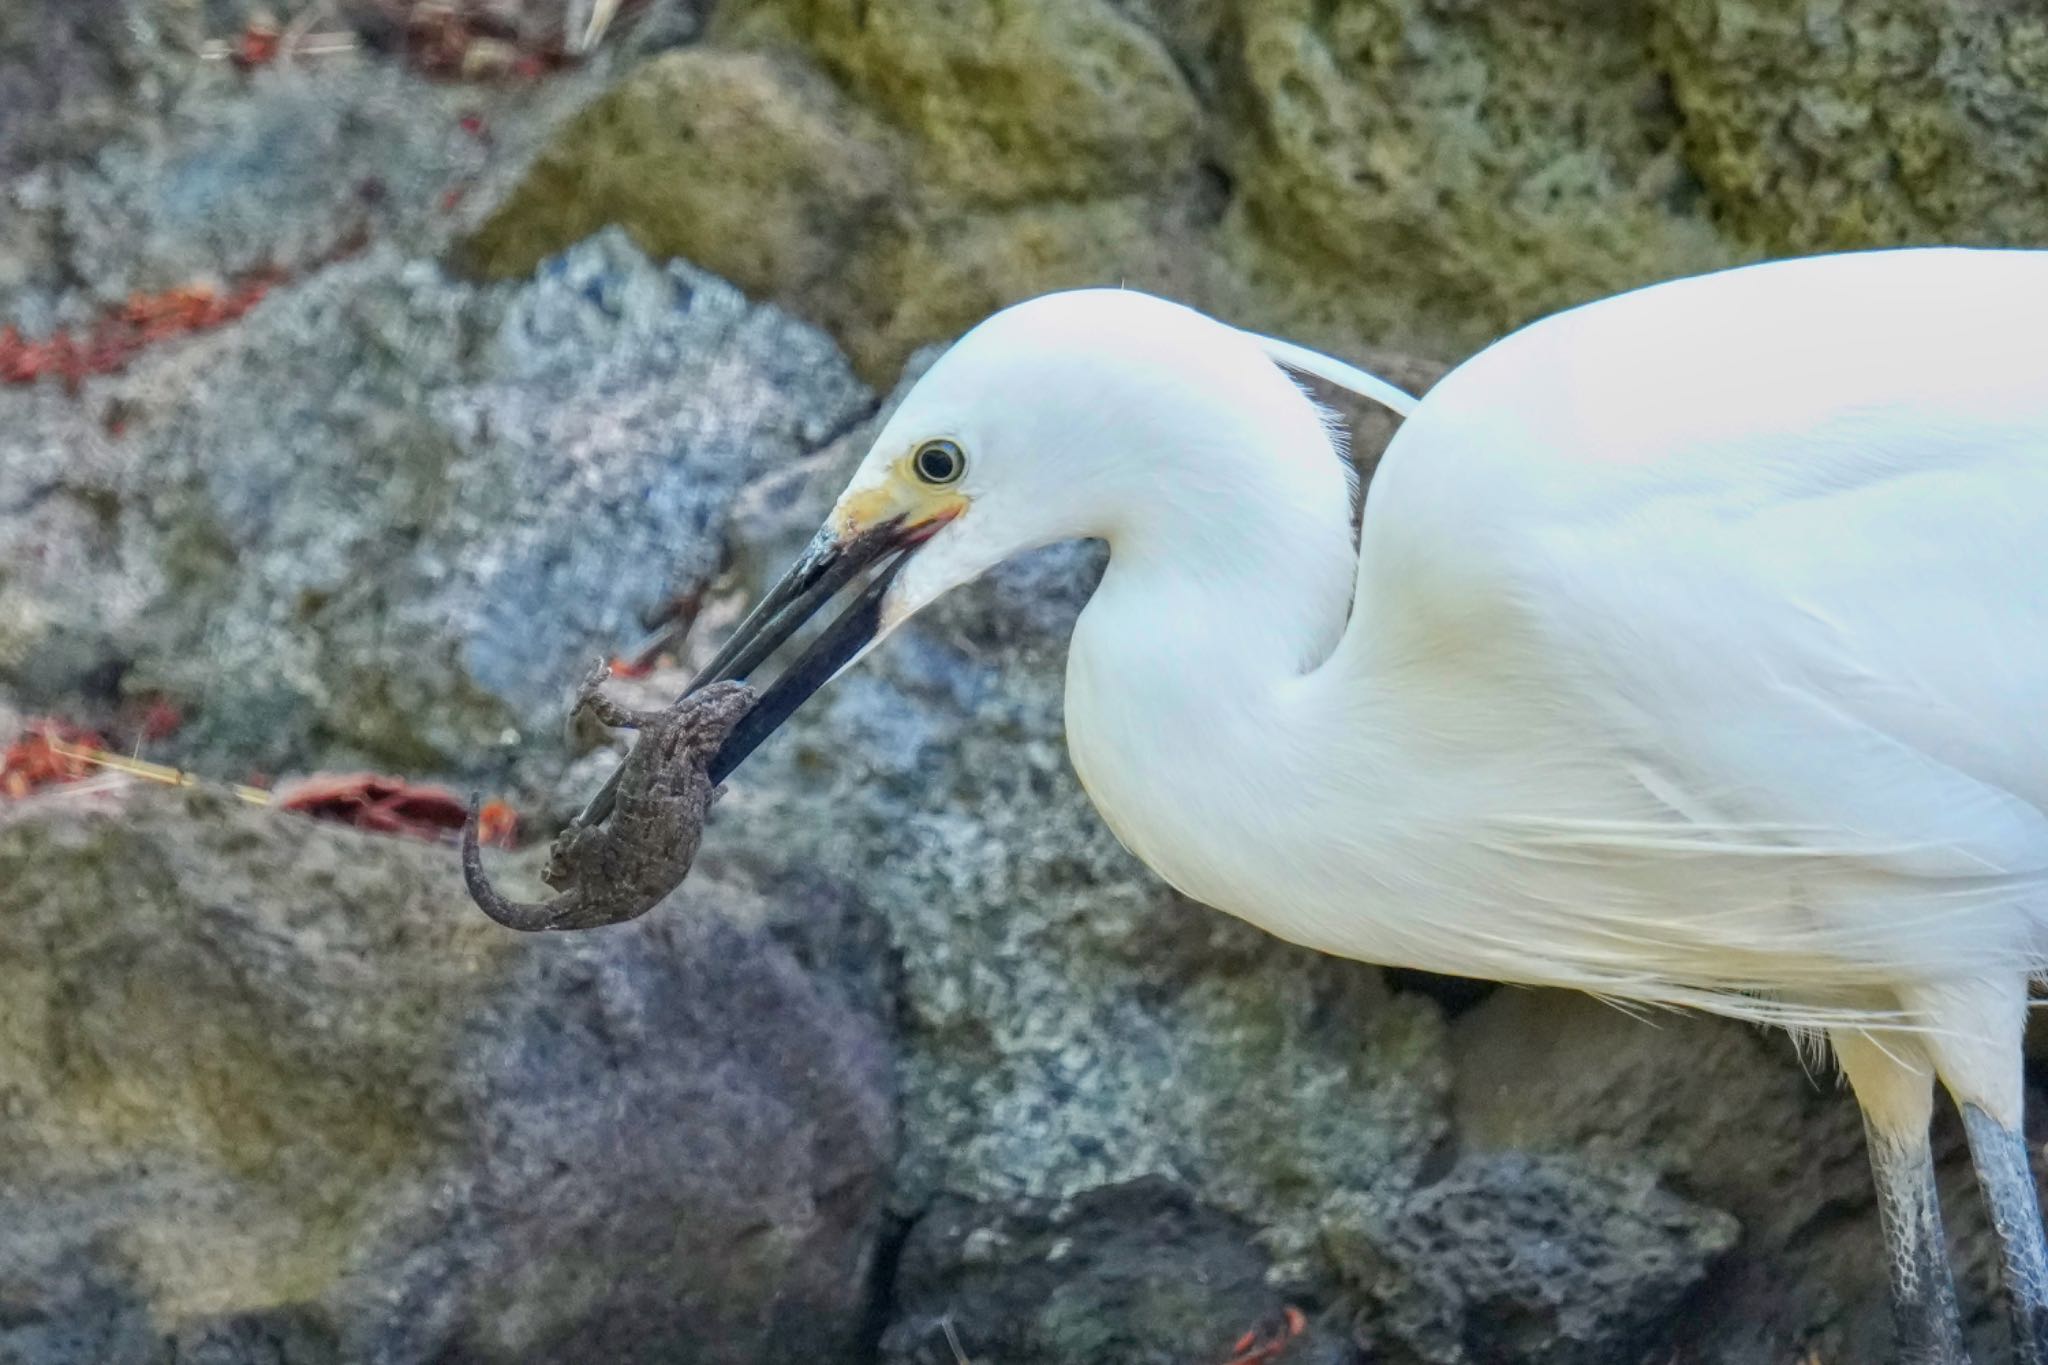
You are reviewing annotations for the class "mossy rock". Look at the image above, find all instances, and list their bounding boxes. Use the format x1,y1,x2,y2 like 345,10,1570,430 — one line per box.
0,789,893,1363
467,0,2048,383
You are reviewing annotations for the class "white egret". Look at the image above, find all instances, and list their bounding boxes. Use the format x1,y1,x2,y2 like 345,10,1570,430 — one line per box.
597,248,2048,1361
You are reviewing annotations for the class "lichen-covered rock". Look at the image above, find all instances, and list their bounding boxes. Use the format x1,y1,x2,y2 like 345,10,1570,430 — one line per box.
460,26,1234,382
0,0,629,333
0,230,872,788
1326,1154,1739,1365
461,44,917,370
1223,0,1738,354
732,0,1202,207
1657,0,2048,251
466,0,2048,383
879,1178,1354,1365
0,788,893,1365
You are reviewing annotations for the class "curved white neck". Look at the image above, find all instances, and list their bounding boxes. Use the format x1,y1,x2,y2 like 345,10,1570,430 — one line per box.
1061,427,1363,929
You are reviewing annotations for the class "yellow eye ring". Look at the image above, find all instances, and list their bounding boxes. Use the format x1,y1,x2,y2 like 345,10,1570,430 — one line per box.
912,439,966,486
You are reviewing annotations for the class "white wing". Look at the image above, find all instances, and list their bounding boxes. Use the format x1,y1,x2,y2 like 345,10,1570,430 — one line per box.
1350,249,2048,1007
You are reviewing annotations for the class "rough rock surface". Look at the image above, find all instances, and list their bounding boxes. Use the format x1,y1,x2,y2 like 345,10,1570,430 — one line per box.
3,229,871,789
1658,0,2048,251
1327,1154,1738,1365
880,1178,1354,1365
11,2,2037,1359
0,789,893,1365
467,0,2048,381
1451,989,2015,1362
0,0,652,332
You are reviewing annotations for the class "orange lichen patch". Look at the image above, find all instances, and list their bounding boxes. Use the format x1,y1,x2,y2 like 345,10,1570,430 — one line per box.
1,720,108,799
1,273,285,393
1219,1306,1306,1365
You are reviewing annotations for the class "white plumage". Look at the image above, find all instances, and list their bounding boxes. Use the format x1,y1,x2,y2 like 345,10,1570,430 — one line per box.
877,249,2048,1028
722,247,2048,1360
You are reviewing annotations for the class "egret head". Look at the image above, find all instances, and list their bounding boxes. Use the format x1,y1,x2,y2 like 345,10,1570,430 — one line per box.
689,287,1396,779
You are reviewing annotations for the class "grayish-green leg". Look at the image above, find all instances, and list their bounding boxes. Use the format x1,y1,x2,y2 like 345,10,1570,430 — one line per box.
1866,1117,1971,1365
1961,1102,2048,1365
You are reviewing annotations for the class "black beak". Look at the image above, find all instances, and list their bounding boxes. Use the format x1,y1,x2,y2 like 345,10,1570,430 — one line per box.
575,519,914,826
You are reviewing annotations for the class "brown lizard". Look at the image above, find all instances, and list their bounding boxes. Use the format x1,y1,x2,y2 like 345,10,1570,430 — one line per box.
462,663,754,932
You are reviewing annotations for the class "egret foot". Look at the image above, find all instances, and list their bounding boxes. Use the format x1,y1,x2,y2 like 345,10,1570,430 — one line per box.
1960,1103,2048,1365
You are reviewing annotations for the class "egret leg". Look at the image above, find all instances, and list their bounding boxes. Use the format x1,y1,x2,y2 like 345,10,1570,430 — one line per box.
1909,976,2046,1365
1959,1103,2048,1363
1835,1026,1969,1365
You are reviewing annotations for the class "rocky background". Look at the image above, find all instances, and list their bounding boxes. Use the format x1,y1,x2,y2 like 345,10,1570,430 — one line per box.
4,1,2047,1362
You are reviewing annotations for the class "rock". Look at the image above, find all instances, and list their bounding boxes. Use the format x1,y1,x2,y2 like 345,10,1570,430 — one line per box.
1224,0,1739,353
460,30,1236,383
736,0,1201,208
1449,989,2011,1362
468,0,2048,383
0,786,893,1364
1325,1154,1739,1365
0,0,134,179
462,44,917,373
879,1178,1355,1365
0,0,623,333
0,229,873,791
1657,0,2048,252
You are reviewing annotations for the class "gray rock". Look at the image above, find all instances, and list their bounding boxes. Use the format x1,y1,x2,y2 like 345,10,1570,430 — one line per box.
1449,988,2008,1362
0,0,656,328
1327,1154,1739,1365
880,1177,1355,1365
0,229,873,789
0,787,892,1365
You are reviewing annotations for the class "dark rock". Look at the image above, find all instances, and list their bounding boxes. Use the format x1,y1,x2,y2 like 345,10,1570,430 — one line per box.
880,1178,1355,1365
0,788,893,1365
1448,989,2008,1361
1328,1154,1738,1365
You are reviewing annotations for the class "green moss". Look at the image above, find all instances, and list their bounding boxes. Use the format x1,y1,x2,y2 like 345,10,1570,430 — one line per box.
0,793,518,1311
1225,0,1740,354
726,0,1202,205
1655,0,2048,251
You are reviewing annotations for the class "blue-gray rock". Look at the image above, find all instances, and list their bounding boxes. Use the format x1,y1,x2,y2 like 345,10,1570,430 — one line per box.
0,229,872,788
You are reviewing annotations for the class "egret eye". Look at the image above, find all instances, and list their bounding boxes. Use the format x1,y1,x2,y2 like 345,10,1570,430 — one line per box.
912,439,966,486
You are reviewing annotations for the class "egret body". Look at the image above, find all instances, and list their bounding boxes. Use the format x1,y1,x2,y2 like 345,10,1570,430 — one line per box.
658,248,2048,1361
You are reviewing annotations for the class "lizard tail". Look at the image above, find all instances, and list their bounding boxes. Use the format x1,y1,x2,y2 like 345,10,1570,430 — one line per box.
462,794,570,932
